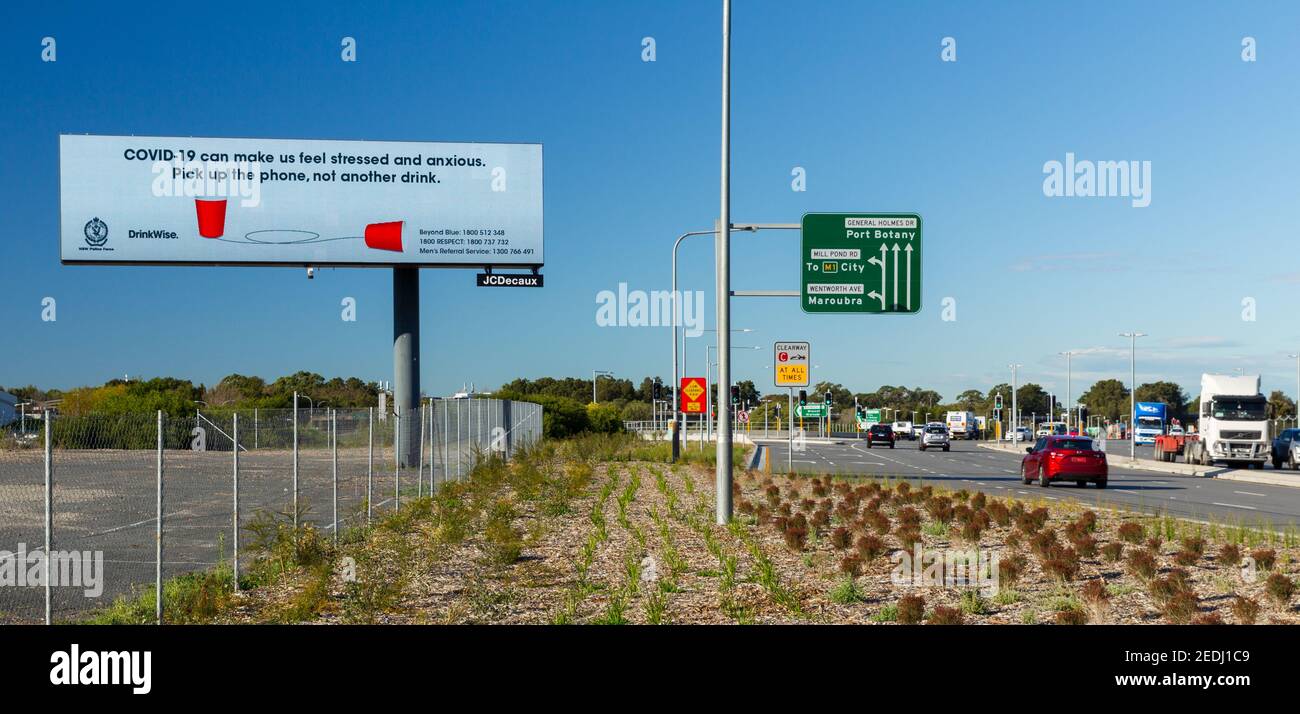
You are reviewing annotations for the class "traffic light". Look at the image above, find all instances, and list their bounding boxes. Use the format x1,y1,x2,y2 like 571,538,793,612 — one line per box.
652,380,662,400
825,391,832,404
994,393,1003,410
730,385,740,404
856,407,865,419
798,390,807,406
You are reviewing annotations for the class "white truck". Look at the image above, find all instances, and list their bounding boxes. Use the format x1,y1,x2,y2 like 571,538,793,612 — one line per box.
945,410,978,440
1184,373,1271,468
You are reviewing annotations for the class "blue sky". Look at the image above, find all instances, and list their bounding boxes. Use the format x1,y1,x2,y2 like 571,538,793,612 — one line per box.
3,0,1299,403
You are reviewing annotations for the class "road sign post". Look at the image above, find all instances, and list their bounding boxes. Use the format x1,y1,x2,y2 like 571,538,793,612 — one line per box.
801,213,921,314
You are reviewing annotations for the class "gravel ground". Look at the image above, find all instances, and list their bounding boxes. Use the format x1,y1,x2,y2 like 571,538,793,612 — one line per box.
212,451,1300,625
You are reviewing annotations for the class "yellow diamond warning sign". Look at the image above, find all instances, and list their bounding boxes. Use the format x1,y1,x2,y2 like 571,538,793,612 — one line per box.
680,377,707,413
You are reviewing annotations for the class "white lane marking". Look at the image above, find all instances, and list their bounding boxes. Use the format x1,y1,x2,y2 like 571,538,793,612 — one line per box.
1233,491,1268,498
1116,489,1138,495
1211,502,1257,511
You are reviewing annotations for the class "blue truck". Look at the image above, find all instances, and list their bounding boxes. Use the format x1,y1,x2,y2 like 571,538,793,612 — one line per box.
1133,402,1167,445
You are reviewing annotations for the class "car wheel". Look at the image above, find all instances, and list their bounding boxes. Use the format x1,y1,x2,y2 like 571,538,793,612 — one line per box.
943,446,949,452
1273,457,1284,470
1075,480,1087,488
1038,465,1049,487
1095,479,1107,489
1021,465,1032,485
919,445,925,451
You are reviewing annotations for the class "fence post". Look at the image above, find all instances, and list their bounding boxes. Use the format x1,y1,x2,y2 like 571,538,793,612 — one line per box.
457,399,463,478
254,407,258,450
155,410,163,625
442,400,450,486
394,410,401,510
367,406,373,525
233,412,240,592
418,401,425,498
436,397,441,491
292,392,299,530
332,409,338,543
43,411,52,625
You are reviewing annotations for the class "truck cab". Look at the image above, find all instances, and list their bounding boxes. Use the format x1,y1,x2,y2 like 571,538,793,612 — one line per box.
1133,402,1166,445
1186,374,1270,468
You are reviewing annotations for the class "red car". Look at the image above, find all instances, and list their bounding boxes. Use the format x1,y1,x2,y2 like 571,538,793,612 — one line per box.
1021,435,1107,488
865,423,895,448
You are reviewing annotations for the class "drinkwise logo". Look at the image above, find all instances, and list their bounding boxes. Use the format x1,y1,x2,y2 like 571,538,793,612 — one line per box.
49,644,152,695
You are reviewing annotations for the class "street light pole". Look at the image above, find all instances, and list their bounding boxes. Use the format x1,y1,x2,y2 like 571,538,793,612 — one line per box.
1120,332,1147,461
1009,363,1022,444
672,229,717,461
1289,353,1300,428
1059,351,1073,433
592,370,614,404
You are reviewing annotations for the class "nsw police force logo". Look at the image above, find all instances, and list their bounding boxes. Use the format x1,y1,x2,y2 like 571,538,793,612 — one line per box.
84,217,108,247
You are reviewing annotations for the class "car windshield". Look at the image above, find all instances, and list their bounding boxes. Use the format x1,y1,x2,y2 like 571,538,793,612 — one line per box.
925,427,945,434
1211,399,1267,421
1137,417,1161,428
1052,439,1093,451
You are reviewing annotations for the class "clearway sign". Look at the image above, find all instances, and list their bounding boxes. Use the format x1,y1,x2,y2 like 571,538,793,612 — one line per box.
773,341,810,387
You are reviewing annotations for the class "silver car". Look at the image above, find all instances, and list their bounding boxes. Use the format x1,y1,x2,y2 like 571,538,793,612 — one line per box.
920,424,950,452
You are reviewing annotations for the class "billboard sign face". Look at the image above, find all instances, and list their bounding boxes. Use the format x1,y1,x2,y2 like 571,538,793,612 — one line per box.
60,134,543,267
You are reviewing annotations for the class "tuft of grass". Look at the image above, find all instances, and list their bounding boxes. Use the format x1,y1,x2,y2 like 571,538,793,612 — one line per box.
829,576,866,605
1126,548,1158,581
959,589,991,615
1117,521,1144,544
1250,548,1277,571
1264,573,1295,607
86,562,236,625
1054,608,1088,625
896,593,925,624
926,605,963,625
483,499,524,566
1231,595,1260,624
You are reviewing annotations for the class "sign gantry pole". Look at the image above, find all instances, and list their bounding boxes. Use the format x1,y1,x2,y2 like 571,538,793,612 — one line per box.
394,267,420,467
715,0,733,525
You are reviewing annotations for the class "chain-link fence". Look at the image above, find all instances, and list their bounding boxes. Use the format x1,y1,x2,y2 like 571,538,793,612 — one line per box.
0,397,542,624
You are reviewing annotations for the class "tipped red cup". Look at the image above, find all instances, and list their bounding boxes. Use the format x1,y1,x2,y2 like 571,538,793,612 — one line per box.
195,199,228,238
364,221,404,252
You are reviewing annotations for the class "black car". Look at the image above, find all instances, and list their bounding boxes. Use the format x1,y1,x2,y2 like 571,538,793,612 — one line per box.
1272,428,1300,470
866,423,895,448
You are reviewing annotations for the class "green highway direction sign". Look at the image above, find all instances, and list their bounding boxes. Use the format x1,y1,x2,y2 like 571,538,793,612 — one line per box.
796,403,828,419
801,213,922,314
855,409,882,429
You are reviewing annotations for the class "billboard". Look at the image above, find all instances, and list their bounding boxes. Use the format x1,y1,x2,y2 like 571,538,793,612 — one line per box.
60,134,543,267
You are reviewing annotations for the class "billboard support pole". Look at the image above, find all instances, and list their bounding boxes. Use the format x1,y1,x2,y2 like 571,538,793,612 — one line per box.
394,267,420,467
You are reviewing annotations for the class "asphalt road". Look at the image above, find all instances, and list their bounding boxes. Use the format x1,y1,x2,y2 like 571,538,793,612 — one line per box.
757,437,1300,529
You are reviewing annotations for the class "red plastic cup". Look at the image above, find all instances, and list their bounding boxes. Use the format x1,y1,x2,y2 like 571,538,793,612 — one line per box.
364,221,404,252
195,199,228,238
